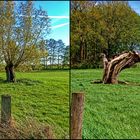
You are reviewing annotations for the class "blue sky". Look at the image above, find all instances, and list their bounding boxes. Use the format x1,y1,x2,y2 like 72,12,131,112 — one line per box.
33,1,140,47
128,1,140,15
34,1,69,46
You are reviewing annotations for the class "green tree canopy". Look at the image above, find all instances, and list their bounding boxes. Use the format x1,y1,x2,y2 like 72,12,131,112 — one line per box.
71,1,140,68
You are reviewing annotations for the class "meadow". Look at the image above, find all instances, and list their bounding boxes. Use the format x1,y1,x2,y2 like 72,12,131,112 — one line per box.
0,70,69,139
71,67,140,139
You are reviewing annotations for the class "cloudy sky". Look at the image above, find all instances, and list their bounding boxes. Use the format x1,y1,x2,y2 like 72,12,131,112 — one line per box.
34,1,69,46
33,1,140,46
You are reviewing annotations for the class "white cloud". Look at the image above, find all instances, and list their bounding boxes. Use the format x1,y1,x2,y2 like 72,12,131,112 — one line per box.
51,22,69,29
18,15,69,19
18,15,69,29
48,16,69,19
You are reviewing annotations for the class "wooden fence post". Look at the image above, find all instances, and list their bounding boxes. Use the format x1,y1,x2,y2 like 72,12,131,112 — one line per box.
70,92,84,139
1,95,11,126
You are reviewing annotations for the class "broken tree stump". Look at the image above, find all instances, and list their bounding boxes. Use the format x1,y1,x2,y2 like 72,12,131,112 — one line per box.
101,51,140,84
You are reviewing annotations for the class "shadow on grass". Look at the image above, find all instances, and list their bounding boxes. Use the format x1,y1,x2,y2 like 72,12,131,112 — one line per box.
120,80,140,86
16,78,43,86
0,77,43,86
0,77,7,83
91,79,140,86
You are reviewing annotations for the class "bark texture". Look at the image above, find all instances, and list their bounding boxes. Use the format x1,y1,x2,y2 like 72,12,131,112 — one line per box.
71,93,84,139
101,51,140,84
5,63,15,82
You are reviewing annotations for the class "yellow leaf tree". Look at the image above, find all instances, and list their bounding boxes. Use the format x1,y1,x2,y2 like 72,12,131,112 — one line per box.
0,1,50,82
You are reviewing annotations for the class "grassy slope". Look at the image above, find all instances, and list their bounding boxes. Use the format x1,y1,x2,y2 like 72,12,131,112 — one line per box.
0,70,69,139
71,67,140,139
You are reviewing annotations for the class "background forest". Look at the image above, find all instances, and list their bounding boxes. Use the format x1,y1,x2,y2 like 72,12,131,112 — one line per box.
71,1,140,68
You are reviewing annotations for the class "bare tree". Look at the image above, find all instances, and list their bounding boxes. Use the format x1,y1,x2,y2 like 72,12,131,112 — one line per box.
0,1,50,82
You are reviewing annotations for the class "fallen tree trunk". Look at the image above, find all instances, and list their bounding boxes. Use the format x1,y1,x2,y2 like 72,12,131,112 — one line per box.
101,51,140,84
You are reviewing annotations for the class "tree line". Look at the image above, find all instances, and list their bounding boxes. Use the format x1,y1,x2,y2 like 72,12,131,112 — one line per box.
0,1,69,82
71,1,140,68
42,39,69,70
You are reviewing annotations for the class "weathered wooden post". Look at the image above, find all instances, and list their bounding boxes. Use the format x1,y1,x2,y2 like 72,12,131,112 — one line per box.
1,95,11,126
71,92,84,139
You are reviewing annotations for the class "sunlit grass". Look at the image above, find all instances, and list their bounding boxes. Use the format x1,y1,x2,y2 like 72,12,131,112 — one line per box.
71,67,140,139
0,70,69,139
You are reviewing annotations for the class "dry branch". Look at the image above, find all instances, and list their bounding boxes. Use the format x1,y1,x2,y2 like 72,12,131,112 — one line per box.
101,51,140,84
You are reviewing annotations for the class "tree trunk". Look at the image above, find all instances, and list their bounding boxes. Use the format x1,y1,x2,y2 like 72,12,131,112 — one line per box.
5,64,15,83
102,51,140,84
58,55,59,69
5,65,10,82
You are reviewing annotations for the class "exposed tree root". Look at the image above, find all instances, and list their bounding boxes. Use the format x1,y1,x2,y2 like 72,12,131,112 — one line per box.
91,79,140,86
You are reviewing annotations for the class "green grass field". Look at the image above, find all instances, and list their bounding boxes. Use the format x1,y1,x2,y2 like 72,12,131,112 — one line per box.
71,67,140,139
0,70,69,139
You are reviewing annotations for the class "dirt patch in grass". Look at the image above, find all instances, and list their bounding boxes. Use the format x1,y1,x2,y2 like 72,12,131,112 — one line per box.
0,117,55,139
